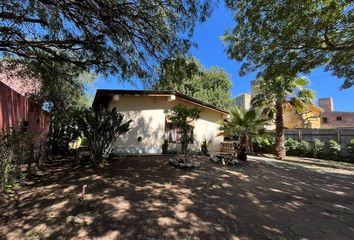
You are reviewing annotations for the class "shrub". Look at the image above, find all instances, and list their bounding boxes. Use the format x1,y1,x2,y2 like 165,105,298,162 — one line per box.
327,140,341,160
201,139,208,155
285,138,312,157
78,107,132,166
313,139,325,159
285,138,301,156
50,107,83,154
298,141,312,157
347,139,354,153
253,136,275,154
0,130,28,192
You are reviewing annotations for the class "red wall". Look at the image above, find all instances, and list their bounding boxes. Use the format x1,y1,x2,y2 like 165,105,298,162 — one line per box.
0,81,50,134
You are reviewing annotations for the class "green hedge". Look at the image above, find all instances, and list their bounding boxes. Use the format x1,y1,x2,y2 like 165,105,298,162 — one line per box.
253,136,275,154
253,136,353,162
285,138,312,157
285,138,345,161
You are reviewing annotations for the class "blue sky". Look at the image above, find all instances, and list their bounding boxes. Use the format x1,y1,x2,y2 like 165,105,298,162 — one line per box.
90,4,353,111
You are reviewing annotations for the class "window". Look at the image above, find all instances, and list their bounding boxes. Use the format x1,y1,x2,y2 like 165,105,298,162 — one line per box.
165,123,193,143
166,123,181,143
336,116,342,121
322,117,328,123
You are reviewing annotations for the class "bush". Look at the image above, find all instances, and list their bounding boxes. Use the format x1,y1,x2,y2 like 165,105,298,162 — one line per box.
0,130,29,192
298,141,312,157
313,139,325,159
253,136,275,154
285,138,301,156
327,140,341,160
347,139,354,153
78,107,132,166
285,138,312,157
51,107,83,154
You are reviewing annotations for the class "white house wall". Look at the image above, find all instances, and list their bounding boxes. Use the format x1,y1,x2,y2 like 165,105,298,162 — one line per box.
108,95,225,154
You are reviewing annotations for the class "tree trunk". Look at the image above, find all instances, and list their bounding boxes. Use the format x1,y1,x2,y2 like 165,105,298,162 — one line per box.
275,100,285,159
238,135,248,161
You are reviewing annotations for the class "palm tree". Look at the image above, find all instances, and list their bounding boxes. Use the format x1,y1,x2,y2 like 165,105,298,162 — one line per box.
252,76,315,159
220,107,268,161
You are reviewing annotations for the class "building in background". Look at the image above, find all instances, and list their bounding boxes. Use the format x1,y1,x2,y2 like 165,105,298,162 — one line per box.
283,104,322,129
233,93,252,110
0,69,50,134
233,80,323,129
319,97,354,128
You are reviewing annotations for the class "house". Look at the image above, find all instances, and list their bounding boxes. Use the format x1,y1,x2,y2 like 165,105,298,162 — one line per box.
93,90,229,154
0,69,50,134
319,97,354,128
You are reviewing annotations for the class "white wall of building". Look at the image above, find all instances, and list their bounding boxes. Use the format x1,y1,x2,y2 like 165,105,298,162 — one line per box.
108,95,225,154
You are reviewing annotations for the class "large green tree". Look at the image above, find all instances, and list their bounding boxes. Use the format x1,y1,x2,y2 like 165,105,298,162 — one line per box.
24,62,96,154
223,0,353,89
153,56,233,109
252,77,315,159
0,0,212,81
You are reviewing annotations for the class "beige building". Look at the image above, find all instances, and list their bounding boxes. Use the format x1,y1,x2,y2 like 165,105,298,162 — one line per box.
233,93,252,110
93,90,229,154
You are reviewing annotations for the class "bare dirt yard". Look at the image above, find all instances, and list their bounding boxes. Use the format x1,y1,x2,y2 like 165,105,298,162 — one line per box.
1,155,354,240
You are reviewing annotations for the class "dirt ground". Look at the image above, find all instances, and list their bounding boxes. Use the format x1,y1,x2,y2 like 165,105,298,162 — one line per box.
1,155,354,240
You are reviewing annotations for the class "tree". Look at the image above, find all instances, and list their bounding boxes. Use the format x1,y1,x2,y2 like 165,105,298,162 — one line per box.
21,62,96,154
153,56,233,109
50,107,84,154
78,107,132,166
220,107,267,161
0,0,212,81
167,104,202,154
223,0,354,89
252,77,315,159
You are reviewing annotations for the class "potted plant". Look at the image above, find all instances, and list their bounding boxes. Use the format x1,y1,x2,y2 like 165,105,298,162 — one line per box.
201,139,208,155
162,139,169,154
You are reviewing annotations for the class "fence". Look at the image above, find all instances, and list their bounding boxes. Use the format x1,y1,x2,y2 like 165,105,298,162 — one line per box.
285,128,354,157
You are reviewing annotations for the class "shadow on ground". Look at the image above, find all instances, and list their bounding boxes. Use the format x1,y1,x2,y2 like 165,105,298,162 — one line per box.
1,155,354,240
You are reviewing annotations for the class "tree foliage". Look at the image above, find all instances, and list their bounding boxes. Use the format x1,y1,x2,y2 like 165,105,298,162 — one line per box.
223,0,354,88
77,107,132,166
50,107,84,154
153,56,233,109
220,107,267,161
0,128,46,191
252,76,315,159
0,0,213,80
168,104,202,154
0,130,26,192
252,77,316,118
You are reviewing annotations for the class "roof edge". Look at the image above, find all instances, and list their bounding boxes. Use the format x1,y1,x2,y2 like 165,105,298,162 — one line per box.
93,89,229,114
